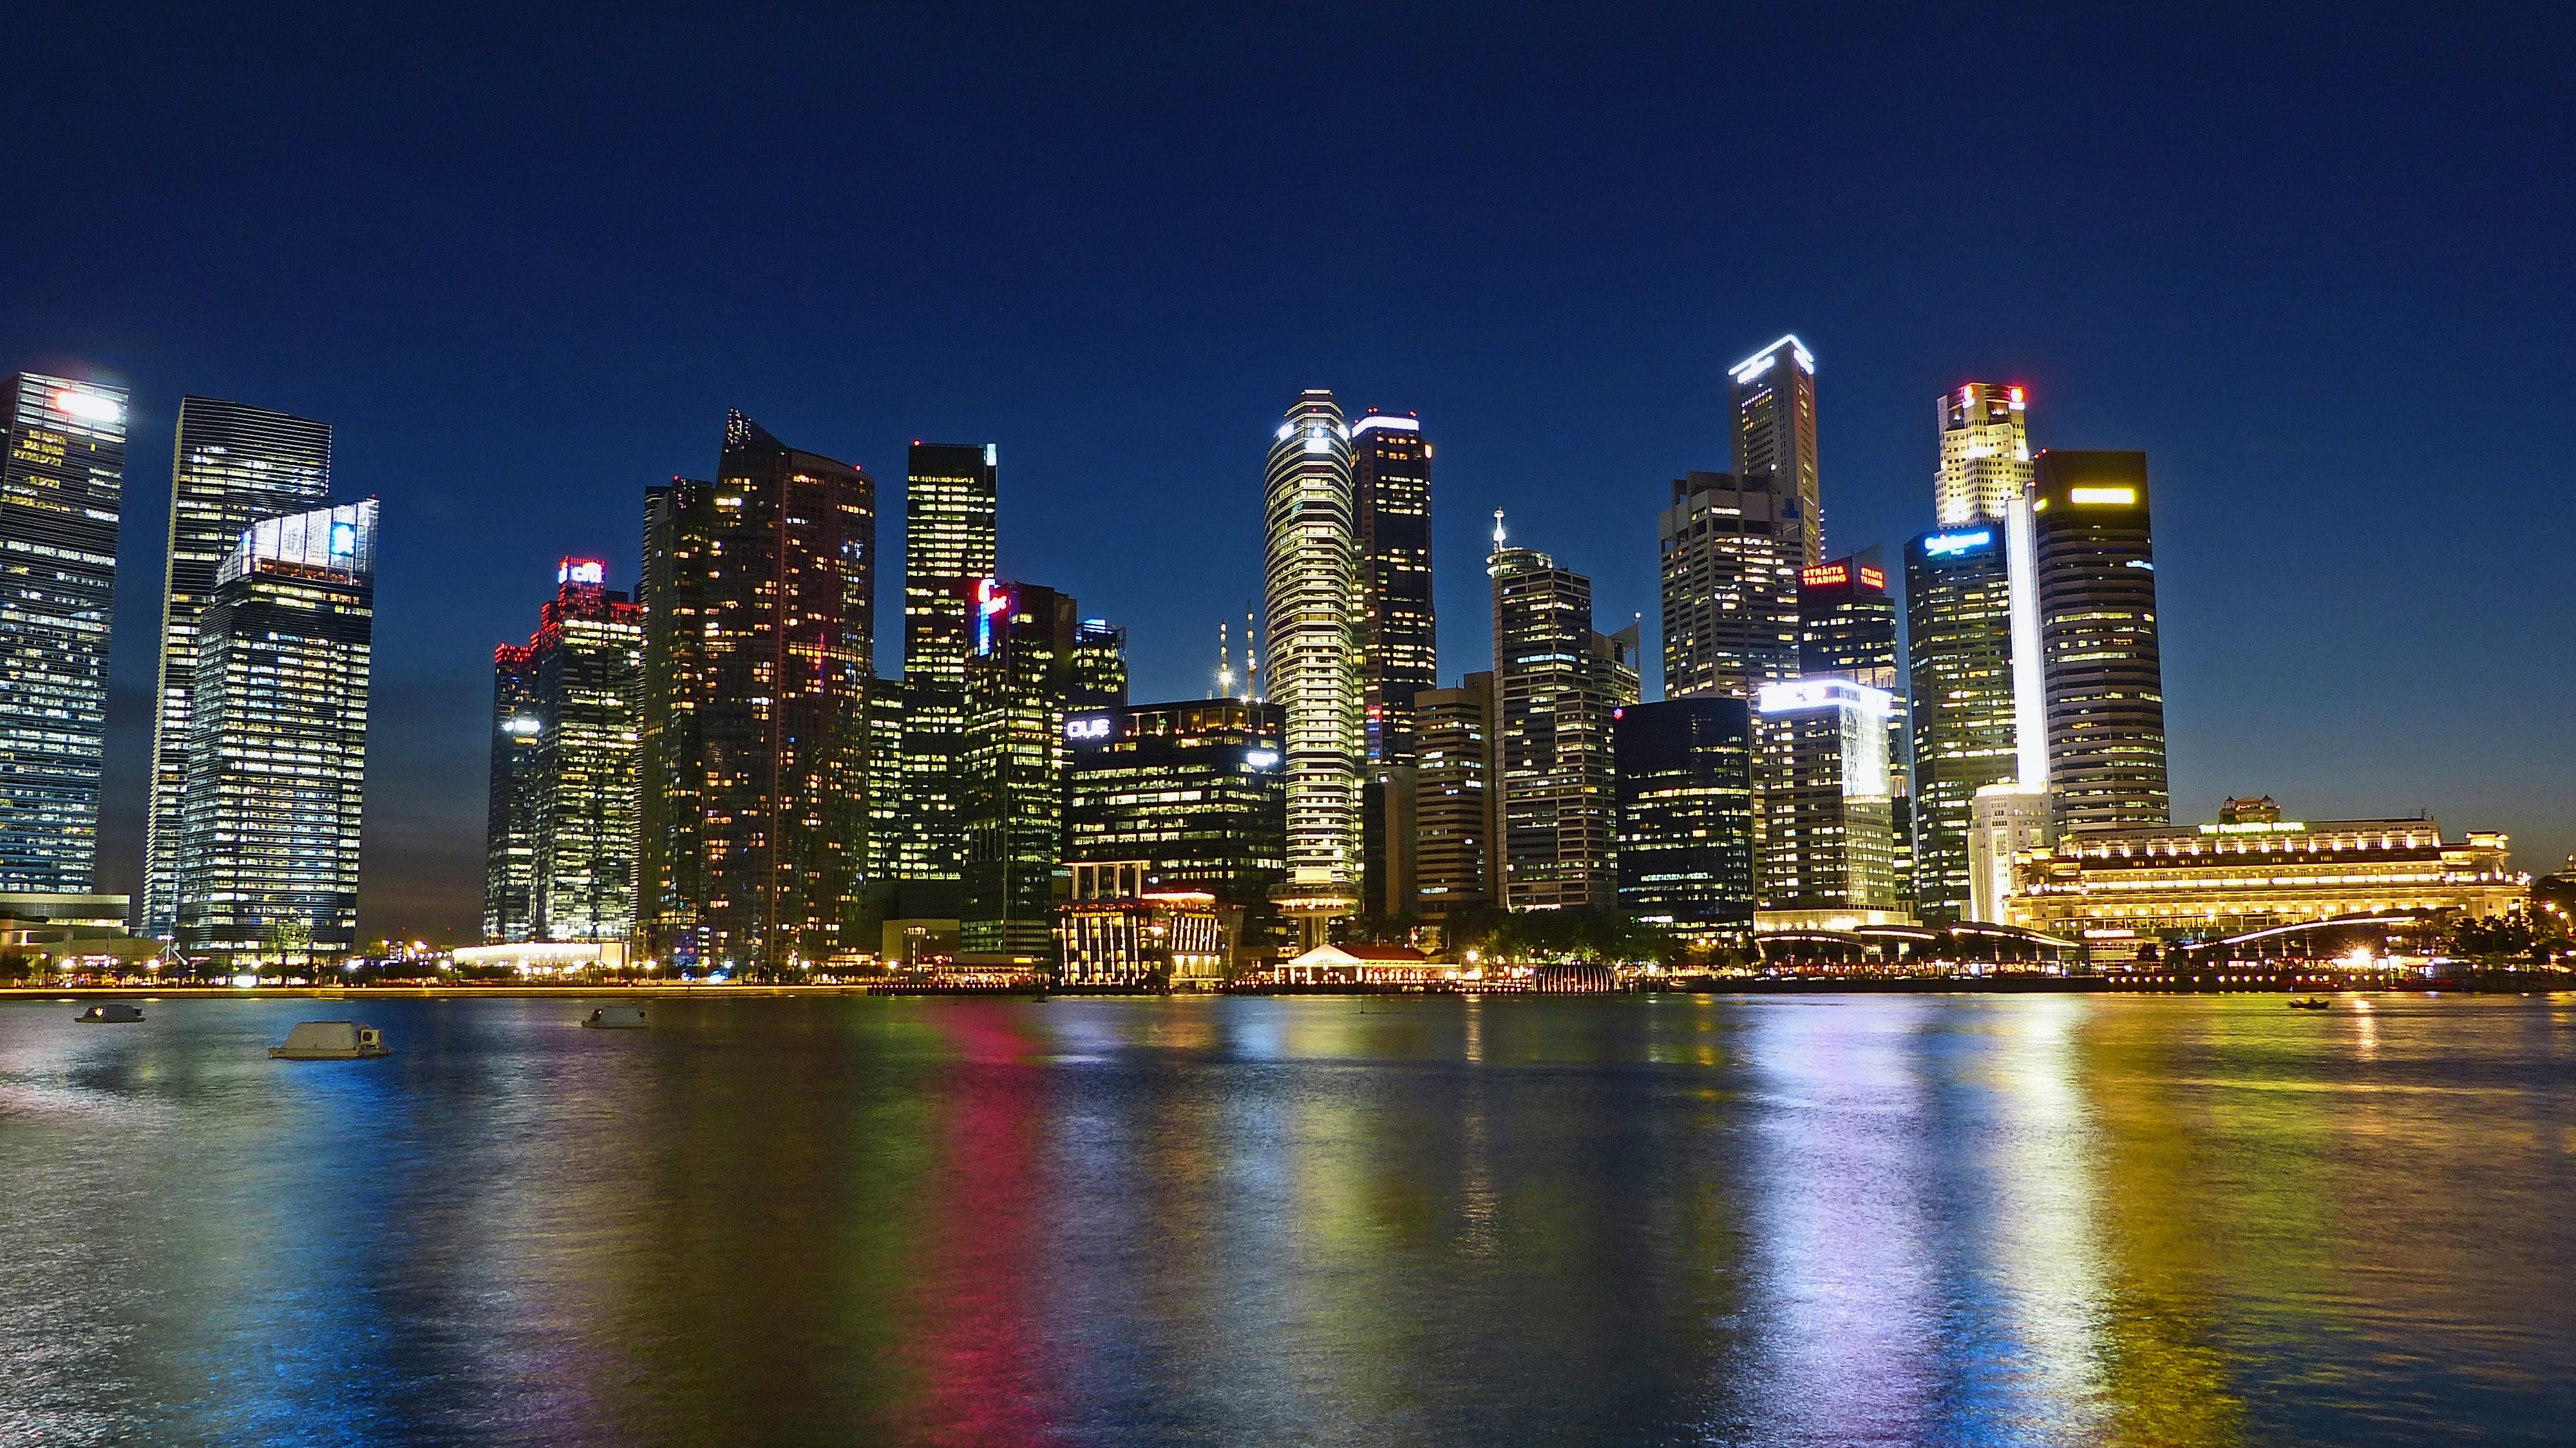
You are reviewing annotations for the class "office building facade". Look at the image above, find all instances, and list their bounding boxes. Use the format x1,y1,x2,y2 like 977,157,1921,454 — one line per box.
1490,524,1640,911
143,397,332,938
1799,551,1913,900
176,502,377,962
1728,335,1822,566
898,441,999,884
1935,383,2031,528
1063,698,1287,919
1615,697,1756,937
961,580,1076,955
2031,450,2167,835
1411,672,1498,919
480,560,643,944
1754,678,1899,916
636,413,875,973
1658,470,1801,700
1262,390,1365,920
0,374,128,893
1906,526,2018,922
1350,410,1435,764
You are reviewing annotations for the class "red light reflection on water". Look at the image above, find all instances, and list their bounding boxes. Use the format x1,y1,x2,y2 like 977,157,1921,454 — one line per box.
898,1003,1066,1447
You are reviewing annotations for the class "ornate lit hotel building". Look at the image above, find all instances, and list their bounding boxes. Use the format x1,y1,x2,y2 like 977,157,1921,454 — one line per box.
144,397,332,938
482,560,644,945
176,501,377,963
1262,391,1364,937
2009,808,2524,960
0,373,128,895
637,412,875,974
1935,383,2031,528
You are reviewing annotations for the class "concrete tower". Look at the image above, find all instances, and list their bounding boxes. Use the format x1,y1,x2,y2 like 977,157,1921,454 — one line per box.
1261,390,1363,942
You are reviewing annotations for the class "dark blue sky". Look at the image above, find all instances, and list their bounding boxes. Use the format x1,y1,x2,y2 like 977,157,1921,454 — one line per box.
6,4,2570,938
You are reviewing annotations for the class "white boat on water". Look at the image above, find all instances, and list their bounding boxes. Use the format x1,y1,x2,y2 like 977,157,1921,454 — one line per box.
75,1003,144,1024
582,1005,649,1029
269,1021,389,1060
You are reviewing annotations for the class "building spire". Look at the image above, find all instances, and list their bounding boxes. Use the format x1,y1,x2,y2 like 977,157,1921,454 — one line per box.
1215,620,1233,700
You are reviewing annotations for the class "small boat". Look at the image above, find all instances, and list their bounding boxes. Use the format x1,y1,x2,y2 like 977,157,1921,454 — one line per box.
75,1003,144,1024
582,1005,648,1029
269,1021,390,1060
2287,996,2332,1011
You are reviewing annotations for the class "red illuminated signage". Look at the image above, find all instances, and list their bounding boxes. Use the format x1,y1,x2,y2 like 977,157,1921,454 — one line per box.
1858,566,1886,591
1800,564,1848,587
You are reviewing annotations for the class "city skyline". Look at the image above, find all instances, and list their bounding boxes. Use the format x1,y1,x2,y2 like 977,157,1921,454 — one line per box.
8,8,2568,939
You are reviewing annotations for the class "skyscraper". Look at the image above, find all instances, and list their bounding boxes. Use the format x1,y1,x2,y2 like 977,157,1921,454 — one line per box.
961,579,1076,956
481,560,644,944
636,413,875,974
142,397,332,938
0,374,128,893
486,641,542,942
1069,618,1128,710
1658,471,1801,699
1615,697,1756,938
1490,520,1640,911
1754,678,1899,918
899,441,999,885
1906,526,2017,922
1350,410,1435,764
1728,335,1822,566
1798,551,1913,900
1935,383,2031,528
2031,450,2167,835
1412,672,1499,920
176,501,377,964
1262,390,1364,935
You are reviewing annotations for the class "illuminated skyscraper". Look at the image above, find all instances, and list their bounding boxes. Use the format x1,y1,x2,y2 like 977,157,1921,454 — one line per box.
1906,526,2017,921
1615,697,1756,937
1490,521,1640,911
1351,410,1435,763
1935,383,2031,528
0,373,128,893
176,501,376,963
961,579,1076,956
1068,618,1128,710
1262,391,1364,934
2032,450,2167,834
899,441,999,884
862,676,907,886
1412,672,1498,920
636,413,875,974
1798,551,1913,900
142,397,331,938
1063,697,1287,913
1728,335,1822,566
480,560,643,944
1658,470,1801,699
1754,678,1898,916
486,641,542,942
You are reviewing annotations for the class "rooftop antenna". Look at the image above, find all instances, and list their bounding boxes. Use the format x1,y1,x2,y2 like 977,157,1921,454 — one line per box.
1215,620,1233,700
1245,600,1259,701
1492,508,1507,549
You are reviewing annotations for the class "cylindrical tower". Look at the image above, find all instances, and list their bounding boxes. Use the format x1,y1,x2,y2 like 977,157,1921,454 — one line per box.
1262,390,1363,925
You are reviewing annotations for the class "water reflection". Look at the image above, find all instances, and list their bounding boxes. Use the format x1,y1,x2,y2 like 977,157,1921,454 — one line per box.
3,993,2573,1445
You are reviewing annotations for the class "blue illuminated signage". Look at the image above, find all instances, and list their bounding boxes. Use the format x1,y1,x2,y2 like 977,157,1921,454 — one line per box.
328,520,357,556
1922,529,1993,558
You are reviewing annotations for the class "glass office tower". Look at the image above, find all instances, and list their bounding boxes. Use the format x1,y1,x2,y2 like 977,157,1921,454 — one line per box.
1615,696,1756,938
176,501,377,964
2031,450,2168,835
1490,520,1641,911
1350,410,1435,764
900,441,999,884
961,579,1076,956
1905,526,2018,922
1063,698,1287,911
0,374,128,893
1262,390,1365,935
142,397,332,938
1658,470,1801,700
1727,335,1822,567
1412,672,1498,920
1754,678,1898,915
486,641,543,942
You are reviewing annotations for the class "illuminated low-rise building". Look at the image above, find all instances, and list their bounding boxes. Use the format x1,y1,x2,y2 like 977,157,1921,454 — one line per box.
2010,810,2525,961
1052,861,1235,987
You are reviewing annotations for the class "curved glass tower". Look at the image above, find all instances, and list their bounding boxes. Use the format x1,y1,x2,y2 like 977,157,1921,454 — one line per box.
1261,390,1363,919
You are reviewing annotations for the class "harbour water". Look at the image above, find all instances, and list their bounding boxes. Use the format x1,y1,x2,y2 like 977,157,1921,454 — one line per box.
2,993,2570,1445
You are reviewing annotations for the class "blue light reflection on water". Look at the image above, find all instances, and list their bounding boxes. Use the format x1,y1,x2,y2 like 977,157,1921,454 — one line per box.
3,993,2573,1446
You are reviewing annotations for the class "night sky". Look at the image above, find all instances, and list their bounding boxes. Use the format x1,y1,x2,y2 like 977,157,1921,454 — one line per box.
6,5,2570,940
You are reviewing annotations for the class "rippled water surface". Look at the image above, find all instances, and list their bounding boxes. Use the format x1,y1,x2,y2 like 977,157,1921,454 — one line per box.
3,993,2571,1445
